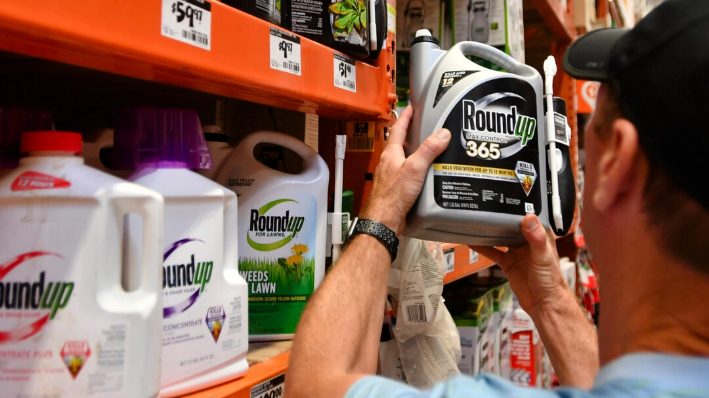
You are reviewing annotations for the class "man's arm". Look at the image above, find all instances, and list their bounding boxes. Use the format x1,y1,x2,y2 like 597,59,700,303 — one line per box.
473,217,599,388
285,106,451,398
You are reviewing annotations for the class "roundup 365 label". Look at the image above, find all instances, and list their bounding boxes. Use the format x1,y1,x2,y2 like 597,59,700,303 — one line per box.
433,78,542,216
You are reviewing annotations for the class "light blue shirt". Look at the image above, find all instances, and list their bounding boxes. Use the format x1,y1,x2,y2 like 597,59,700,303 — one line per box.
345,354,709,398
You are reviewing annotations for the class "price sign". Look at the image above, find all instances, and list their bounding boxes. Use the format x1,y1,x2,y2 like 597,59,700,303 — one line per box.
270,27,302,76
334,53,356,92
469,249,479,264
251,373,285,398
161,0,211,50
444,248,455,274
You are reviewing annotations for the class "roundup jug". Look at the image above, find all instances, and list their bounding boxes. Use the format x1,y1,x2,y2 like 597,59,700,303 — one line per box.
405,30,574,246
218,132,328,341
0,131,163,397
112,108,249,397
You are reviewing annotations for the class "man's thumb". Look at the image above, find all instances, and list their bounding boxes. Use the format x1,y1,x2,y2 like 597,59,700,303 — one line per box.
521,215,548,251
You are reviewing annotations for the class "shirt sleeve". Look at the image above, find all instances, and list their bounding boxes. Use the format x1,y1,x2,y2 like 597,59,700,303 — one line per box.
345,374,591,398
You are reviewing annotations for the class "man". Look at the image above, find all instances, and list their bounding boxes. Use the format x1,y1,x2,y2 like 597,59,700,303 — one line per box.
285,0,709,396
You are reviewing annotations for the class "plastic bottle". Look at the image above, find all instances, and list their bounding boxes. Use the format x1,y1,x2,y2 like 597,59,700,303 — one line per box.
405,30,550,246
0,108,54,179
0,131,163,397
217,131,328,341
112,108,249,396
195,125,233,181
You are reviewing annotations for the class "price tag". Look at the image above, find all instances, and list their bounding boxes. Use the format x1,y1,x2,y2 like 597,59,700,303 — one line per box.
469,249,479,264
346,121,375,152
270,27,302,76
334,53,356,92
444,248,455,274
251,373,285,398
161,0,211,50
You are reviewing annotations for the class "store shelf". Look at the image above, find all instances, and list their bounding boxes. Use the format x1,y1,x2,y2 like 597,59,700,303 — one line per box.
184,342,292,398
0,0,394,120
442,243,496,285
529,0,576,40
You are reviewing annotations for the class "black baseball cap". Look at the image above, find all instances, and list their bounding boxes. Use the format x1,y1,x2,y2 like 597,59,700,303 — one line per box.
563,0,709,210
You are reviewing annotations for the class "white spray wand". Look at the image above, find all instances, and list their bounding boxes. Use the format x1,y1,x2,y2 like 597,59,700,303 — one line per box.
543,56,563,232
331,135,348,263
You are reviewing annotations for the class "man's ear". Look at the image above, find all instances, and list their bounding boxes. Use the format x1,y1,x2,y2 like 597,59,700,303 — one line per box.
592,118,642,212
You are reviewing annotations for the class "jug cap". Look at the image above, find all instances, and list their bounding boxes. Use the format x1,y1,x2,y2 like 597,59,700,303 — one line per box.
21,131,82,154
1,108,55,168
112,107,213,170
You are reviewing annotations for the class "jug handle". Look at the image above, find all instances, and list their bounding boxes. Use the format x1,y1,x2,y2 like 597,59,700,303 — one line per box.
239,131,319,170
115,190,164,295
457,42,536,78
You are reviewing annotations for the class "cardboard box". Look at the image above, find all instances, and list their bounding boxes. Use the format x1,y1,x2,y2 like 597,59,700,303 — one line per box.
448,0,524,63
397,0,443,51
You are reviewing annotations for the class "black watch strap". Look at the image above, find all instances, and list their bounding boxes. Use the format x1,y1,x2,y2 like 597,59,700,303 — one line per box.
345,218,399,262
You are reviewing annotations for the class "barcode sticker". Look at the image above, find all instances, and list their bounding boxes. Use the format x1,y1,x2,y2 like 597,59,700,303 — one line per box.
405,304,427,323
346,121,375,152
270,27,302,76
161,0,211,50
334,53,356,93
444,248,455,274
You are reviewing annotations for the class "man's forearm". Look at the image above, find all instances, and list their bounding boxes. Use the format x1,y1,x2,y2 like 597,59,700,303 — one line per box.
531,288,599,388
286,234,391,397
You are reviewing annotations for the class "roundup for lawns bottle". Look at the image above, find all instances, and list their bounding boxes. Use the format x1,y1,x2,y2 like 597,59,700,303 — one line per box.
0,131,164,397
217,131,328,341
405,29,559,246
112,108,249,397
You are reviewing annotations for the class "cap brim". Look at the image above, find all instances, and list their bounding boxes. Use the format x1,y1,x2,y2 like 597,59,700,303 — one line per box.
562,28,629,81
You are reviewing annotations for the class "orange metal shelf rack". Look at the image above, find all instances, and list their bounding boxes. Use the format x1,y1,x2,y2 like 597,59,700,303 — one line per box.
0,0,394,120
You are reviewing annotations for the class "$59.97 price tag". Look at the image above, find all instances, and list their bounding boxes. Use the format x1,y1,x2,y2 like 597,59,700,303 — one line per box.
270,27,302,76
161,0,211,50
333,53,356,92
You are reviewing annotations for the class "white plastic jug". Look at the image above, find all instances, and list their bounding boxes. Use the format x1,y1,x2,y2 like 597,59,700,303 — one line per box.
112,108,249,396
218,131,328,341
0,131,163,398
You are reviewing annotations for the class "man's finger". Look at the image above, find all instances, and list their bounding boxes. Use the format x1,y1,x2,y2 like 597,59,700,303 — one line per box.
387,105,413,147
520,214,548,252
405,128,451,175
469,245,508,267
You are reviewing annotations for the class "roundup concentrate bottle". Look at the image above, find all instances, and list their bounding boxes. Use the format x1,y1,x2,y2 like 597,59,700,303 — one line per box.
112,108,249,397
0,131,163,397
405,30,552,246
217,132,328,341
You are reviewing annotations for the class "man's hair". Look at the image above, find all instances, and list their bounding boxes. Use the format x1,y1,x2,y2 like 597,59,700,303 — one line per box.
595,89,709,274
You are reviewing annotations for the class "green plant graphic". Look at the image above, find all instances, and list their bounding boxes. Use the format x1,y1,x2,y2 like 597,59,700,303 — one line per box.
240,247,314,296
329,0,367,37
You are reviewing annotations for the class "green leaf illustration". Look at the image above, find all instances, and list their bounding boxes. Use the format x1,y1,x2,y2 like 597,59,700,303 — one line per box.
278,258,288,268
334,12,356,29
354,16,361,30
329,2,354,14
360,10,367,29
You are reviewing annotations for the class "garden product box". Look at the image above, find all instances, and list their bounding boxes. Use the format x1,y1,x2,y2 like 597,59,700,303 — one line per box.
397,0,442,51
509,308,542,387
449,0,524,63
445,284,493,376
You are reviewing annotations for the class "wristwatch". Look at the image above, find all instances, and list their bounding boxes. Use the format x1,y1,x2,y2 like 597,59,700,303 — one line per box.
344,217,399,262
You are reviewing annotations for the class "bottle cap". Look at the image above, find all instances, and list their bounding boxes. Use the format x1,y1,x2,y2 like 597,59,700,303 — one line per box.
112,107,213,170
21,131,82,154
1,108,55,168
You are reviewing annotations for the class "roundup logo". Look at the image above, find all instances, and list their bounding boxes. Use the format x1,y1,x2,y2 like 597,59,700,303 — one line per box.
162,239,213,319
459,93,538,160
248,199,305,252
0,252,73,344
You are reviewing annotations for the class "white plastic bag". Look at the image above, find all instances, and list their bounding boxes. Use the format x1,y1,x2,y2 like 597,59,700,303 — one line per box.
385,237,462,389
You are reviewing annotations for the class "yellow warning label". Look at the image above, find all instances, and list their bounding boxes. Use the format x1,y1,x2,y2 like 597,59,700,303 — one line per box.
434,164,516,177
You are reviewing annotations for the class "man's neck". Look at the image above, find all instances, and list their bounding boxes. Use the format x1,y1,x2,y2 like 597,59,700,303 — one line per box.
597,232,709,366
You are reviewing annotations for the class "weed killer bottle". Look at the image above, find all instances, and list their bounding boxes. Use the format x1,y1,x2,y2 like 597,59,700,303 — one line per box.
112,108,249,397
0,131,164,397
217,131,328,341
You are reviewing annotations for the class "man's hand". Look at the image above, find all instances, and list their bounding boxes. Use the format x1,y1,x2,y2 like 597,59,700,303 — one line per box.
473,214,600,388
471,214,567,317
361,105,451,234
